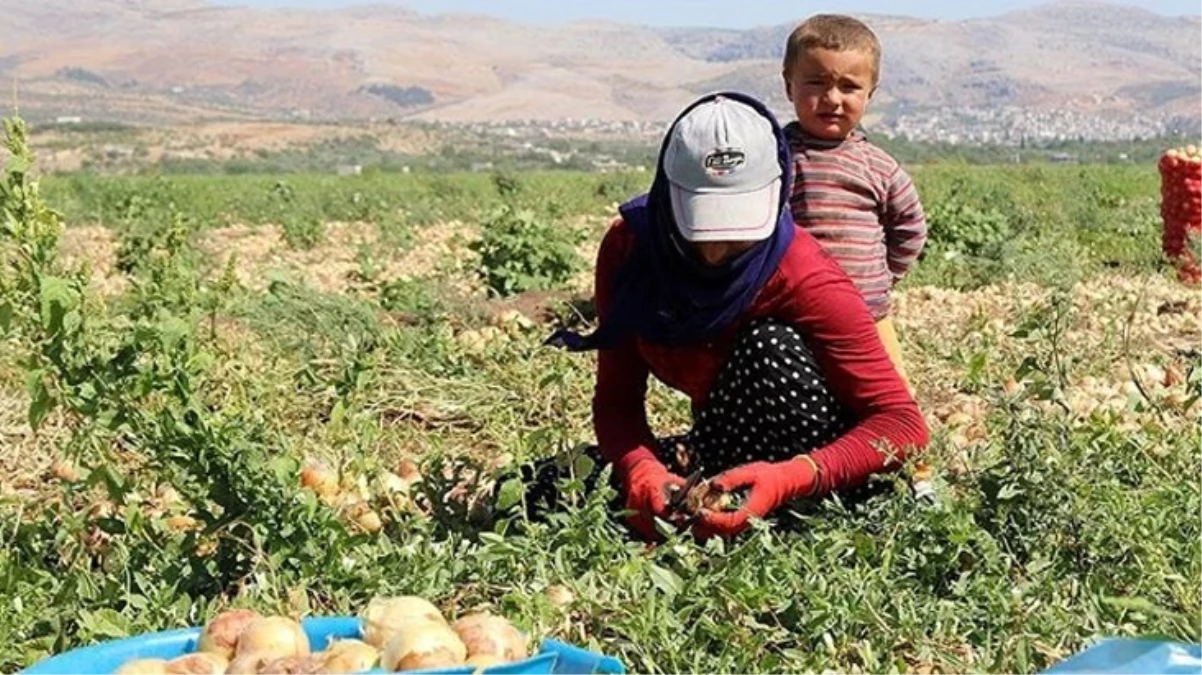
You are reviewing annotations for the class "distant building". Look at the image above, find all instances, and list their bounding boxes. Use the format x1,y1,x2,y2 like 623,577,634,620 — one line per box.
55,116,82,124
336,164,363,176
592,159,629,173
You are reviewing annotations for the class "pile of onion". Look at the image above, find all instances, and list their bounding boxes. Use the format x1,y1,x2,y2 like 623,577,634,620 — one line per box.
106,595,531,674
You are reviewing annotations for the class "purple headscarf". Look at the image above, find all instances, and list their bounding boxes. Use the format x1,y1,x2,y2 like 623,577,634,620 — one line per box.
547,91,796,351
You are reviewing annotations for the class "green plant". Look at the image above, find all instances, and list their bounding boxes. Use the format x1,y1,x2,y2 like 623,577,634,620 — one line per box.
471,204,583,297
925,183,1014,259
376,276,444,320
271,180,324,250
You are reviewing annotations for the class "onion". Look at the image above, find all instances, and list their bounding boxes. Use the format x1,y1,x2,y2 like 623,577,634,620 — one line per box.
300,462,340,499
222,652,270,675
319,639,380,674
166,515,201,533
396,460,422,484
467,654,507,672
197,609,261,659
50,458,80,483
234,616,310,661
944,412,973,428
257,656,308,674
452,613,527,663
360,596,446,648
381,622,466,672
163,653,228,675
681,481,734,515
114,659,170,675
353,509,383,534
379,471,410,495
545,585,574,609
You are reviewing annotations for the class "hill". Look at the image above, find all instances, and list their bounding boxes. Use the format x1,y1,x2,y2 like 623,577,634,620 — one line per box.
1,0,1197,136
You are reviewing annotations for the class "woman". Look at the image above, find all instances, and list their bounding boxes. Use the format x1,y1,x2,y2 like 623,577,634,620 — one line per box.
542,91,928,541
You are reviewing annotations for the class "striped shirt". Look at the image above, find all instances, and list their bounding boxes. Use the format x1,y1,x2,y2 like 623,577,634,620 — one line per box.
784,122,928,320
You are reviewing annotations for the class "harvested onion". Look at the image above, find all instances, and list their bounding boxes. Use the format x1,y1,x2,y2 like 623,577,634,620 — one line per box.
257,655,308,674
300,462,340,499
467,653,507,672
320,639,380,673
222,652,269,675
163,652,227,675
197,609,261,659
452,613,528,663
361,595,447,648
234,616,310,661
114,659,170,675
382,621,467,672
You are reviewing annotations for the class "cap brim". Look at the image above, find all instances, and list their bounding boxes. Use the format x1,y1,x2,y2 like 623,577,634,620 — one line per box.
669,177,781,243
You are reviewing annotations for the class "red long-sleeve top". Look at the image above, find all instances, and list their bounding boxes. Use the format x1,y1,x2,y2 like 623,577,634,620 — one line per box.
591,217,929,496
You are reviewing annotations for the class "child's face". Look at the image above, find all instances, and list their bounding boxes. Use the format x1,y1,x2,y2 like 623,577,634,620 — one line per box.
784,47,877,141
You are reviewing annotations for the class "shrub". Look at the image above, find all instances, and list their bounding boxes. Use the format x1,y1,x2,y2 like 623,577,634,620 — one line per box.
471,204,583,297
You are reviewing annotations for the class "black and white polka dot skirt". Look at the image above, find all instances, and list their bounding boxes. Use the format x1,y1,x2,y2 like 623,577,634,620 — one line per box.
685,317,854,475
512,318,855,518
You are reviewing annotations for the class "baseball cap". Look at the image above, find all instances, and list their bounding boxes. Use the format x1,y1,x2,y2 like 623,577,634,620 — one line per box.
664,95,783,243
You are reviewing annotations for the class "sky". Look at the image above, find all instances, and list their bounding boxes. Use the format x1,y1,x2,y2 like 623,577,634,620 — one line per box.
214,0,1201,28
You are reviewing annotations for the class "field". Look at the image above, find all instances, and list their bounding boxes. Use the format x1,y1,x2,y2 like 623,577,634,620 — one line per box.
2,114,1200,674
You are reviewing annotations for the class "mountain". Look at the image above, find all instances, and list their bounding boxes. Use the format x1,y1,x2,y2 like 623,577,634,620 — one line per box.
1,0,1198,129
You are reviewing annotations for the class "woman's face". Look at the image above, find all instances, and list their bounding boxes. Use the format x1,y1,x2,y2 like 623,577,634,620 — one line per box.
691,240,758,267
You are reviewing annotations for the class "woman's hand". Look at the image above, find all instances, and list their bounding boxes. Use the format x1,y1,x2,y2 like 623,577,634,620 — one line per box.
693,456,819,540
614,448,687,541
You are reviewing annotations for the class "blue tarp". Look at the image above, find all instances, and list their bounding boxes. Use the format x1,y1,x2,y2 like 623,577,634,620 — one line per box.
1042,638,1202,675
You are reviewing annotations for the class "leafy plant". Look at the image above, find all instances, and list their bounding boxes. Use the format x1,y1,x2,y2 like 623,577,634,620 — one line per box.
925,183,1014,259
471,203,583,297
271,180,324,250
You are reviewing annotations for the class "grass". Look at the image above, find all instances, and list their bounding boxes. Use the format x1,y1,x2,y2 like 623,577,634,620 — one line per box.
1,120,1200,674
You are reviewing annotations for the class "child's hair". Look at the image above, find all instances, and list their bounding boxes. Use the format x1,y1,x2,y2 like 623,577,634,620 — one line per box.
783,14,881,85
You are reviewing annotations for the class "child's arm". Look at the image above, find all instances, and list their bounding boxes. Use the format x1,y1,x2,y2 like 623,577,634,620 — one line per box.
882,164,927,283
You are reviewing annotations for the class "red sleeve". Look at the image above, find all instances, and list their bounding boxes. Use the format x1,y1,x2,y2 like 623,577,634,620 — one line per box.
591,220,657,465
773,231,929,494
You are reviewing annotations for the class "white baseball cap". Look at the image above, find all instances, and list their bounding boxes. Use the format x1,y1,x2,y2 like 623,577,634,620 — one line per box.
663,95,783,243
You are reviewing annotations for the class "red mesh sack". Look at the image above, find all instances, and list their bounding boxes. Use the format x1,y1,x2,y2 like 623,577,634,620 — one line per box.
1158,146,1202,285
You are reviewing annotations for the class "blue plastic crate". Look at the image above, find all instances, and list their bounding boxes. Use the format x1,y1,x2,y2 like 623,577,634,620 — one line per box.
20,616,625,675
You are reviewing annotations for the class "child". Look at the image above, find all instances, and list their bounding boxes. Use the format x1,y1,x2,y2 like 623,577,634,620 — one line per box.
781,14,928,381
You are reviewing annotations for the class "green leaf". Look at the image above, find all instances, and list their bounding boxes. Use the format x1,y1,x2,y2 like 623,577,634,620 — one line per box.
38,276,78,332
495,478,525,513
157,315,190,352
78,608,130,639
572,454,595,481
6,153,30,176
0,300,13,333
90,464,129,502
649,564,684,598
269,456,298,486
25,369,53,430
329,399,347,430
1101,596,1179,619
